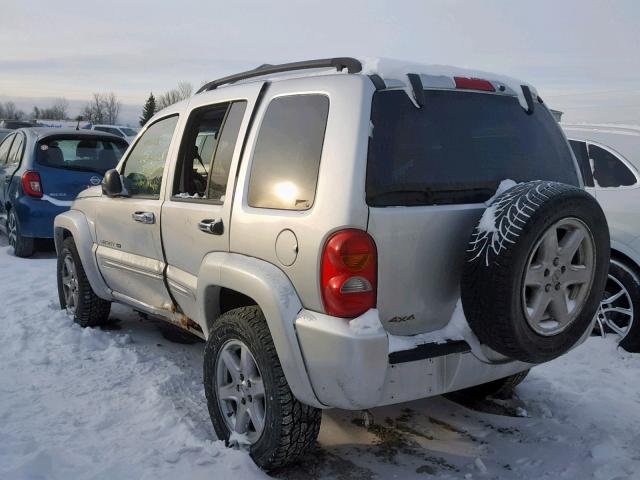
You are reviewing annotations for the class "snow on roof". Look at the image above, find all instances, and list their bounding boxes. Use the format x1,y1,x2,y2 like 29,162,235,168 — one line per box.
359,57,538,110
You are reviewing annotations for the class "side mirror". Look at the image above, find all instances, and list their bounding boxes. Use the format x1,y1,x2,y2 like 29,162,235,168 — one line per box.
102,169,125,197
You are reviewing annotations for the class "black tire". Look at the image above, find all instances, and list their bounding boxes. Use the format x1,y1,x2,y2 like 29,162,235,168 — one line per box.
203,306,321,470
57,236,111,327
462,181,609,363
447,370,530,401
601,259,640,353
8,208,34,258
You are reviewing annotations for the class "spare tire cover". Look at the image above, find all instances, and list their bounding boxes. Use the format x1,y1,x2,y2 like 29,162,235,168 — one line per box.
461,181,609,363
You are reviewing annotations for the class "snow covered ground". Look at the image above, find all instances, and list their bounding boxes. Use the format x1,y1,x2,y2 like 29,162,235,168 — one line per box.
0,239,638,480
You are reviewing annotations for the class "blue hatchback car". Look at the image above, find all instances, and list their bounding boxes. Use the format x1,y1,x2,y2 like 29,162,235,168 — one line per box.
0,128,129,256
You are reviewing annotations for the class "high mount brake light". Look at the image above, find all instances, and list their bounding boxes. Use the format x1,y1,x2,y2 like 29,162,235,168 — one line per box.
321,229,377,318
22,171,43,198
454,77,496,92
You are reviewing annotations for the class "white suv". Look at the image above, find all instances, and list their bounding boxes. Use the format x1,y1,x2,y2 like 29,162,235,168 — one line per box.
564,123,640,352
54,58,609,470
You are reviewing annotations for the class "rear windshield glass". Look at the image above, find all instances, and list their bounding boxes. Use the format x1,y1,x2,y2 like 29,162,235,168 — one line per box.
367,90,579,206
36,137,128,174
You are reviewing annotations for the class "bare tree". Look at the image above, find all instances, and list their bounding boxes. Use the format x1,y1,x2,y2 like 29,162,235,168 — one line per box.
32,98,69,120
103,92,121,124
157,81,193,109
1,101,25,120
50,98,69,120
81,92,121,124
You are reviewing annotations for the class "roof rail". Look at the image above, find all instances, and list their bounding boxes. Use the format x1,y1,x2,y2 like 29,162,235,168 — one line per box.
196,57,363,93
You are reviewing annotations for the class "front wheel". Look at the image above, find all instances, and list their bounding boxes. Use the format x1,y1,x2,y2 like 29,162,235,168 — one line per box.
57,236,111,327
7,209,34,258
596,259,640,353
203,306,321,470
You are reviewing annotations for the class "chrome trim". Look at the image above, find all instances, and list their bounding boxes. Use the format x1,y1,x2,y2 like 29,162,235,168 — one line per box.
100,259,163,280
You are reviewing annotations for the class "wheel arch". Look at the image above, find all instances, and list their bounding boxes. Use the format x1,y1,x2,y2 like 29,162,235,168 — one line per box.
610,243,640,275
196,252,324,409
54,210,112,301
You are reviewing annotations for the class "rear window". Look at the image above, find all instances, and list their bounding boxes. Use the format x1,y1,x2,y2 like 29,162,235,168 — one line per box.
367,90,579,206
36,137,128,174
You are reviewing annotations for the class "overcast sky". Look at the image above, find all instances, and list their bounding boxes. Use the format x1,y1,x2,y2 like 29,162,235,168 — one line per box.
2,0,639,125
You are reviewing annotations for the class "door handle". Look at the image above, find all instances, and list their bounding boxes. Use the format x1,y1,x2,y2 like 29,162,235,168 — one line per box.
198,218,224,235
132,211,155,224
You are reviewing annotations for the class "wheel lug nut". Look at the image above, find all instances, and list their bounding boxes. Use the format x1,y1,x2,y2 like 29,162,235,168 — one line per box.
241,398,246,404
246,380,251,388
553,257,560,266
545,284,552,292
248,395,253,402
239,374,244,381
555,283,561,290
236,385,240,392
561,266,566,273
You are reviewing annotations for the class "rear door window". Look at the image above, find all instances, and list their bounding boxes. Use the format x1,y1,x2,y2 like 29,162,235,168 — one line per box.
172,101,247,202
367,90,579,206
7,134,24,166
247,94,329,210
0,134,15,164
569,140,594,187
589,144,636,188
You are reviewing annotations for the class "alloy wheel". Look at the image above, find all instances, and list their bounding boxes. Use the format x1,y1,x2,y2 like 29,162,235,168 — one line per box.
522,218,596,336
61,253,80,314
7,212,17,249
596,273,634,339
215,339,266,443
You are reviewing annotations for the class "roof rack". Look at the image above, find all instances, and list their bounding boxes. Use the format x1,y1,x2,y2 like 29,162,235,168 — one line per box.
196,57,363,93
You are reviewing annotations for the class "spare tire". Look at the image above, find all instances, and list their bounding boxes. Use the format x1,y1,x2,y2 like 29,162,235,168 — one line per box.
461,181,609,363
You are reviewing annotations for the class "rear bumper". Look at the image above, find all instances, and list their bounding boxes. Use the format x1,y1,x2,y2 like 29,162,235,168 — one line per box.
295,309,532,410
14,195,69,238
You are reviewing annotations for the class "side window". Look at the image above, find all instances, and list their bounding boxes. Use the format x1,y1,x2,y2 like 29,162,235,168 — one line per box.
121,115,179,198
569,140,594,187
247,95,329,210
589,144,636,188
7,134,24,166
173,101,247,202
0,134,15,165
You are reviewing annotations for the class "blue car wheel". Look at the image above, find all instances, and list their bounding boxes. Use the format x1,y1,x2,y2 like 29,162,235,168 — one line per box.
8,208,34,258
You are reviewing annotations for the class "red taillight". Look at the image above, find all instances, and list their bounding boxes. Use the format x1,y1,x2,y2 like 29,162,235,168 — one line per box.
22,171,43,198
454,76,496,92
321,229,377,318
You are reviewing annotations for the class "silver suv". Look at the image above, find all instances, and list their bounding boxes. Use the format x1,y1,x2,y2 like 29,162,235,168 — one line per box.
54,57,609,470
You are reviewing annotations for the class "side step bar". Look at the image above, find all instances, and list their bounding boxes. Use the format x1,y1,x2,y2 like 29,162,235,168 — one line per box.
389,340,471,365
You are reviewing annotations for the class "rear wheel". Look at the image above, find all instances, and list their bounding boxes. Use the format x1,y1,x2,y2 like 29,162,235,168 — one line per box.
7,209,34,258
595,259,640,353
203,306,321,470
57,236,111,327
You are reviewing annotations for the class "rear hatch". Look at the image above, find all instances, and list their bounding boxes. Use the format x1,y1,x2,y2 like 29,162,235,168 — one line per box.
35,135,127,203
366,86,580,335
